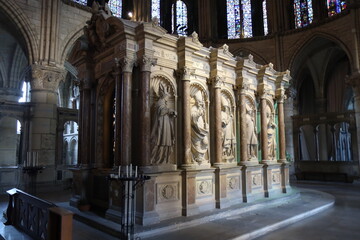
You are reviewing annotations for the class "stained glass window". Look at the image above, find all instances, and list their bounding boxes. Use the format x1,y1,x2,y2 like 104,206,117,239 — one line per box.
294,0,313,28
152,0,161,20
108,0,122,18
242,0,252,38
327,0,347,17
227,0,252,39
227,0,241,39
263,0,268,36
72,0,87,5
171,0,188,36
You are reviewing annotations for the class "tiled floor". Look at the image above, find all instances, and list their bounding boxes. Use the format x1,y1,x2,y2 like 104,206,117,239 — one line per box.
1,180,360,240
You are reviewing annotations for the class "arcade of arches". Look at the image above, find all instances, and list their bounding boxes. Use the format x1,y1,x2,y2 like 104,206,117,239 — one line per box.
0,0,360,226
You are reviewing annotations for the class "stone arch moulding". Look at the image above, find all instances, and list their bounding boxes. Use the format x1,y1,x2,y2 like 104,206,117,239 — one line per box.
288,32,355,75
0,0,39,64
231,47,268,65
150,72,178,97
61,27,87,66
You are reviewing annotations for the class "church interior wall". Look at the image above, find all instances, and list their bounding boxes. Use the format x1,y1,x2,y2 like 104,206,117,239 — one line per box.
0,0,359,226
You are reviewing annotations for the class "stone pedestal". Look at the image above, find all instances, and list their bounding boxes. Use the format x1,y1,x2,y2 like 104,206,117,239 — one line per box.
182,169,215,216
241,165,264,203
280,163,291,193
215,166,242,209
263,163,283,198
69,167,91,208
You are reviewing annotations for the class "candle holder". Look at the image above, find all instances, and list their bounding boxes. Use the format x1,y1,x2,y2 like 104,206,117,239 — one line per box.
108,165,150,240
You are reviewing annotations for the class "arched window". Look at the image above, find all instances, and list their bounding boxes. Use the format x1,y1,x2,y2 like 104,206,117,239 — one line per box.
72,0,87,5
172,0,188,36
263,0,268,36
227,0,253,39
294,0,313,28
108,0,122,18
151,0,161,21
327,0,347,17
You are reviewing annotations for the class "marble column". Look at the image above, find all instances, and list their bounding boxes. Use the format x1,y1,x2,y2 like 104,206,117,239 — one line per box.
211,76,223,166
113,59,121,167
139,56,156,166
276,90,286,162
239,91,248,163
179,67,193,168
260,95,269,163
120,57,134,166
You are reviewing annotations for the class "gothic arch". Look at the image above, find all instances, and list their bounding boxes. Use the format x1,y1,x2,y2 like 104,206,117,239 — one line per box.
289,32,354,79
0,0,39,64
231,47,268,65
61,27,86,66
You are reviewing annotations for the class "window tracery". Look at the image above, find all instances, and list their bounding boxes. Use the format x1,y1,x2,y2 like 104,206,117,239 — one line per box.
294,0,313,28
108,0,122,18
327,0,347,16
227,0,252,39
263,0,268,36
171,0,188,36
151,0,161,20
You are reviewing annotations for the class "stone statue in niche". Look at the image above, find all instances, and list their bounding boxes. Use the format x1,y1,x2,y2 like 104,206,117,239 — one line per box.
266,105,277,160
191,90,209,164
245,102,258,160
221,96,236,160
150,82,177,164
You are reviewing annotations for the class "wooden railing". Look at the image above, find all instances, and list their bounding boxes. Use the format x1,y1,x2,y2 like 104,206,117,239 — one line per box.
4,188,73,240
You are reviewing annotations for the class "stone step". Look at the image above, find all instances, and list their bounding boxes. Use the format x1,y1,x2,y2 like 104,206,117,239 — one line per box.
59,187,334,240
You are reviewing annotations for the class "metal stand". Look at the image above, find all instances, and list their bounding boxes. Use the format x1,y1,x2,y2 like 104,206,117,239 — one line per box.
22,166,44,195
109,174,150,240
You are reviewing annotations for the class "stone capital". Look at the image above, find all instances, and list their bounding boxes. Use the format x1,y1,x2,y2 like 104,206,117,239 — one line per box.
208,76,224,89
276,88,287,103
175,66,195,81
31,65,66,92
139,55,157,72
258,89,271,100
120,57,135,73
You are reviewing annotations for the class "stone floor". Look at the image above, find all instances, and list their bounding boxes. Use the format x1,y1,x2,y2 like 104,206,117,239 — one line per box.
0,179,359,240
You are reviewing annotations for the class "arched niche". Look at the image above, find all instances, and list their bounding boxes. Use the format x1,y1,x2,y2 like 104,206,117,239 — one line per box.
333,122,352,161
190,82,210,165
315,123,332,161
97,76,115,168
298,124,316,161
149,74,177,165
220,89,236,162
63,120,79,166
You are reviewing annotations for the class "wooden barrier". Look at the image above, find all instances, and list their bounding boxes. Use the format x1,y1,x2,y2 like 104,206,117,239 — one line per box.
4,188,73,240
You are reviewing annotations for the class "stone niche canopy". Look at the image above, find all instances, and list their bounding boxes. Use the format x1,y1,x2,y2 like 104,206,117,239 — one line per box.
69,5,291,226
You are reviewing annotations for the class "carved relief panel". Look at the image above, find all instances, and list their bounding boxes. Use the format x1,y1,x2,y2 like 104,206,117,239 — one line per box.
220,90,236,162
244,95,258,161
265,100,277,160
190,84,210,165
150,75,177,165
